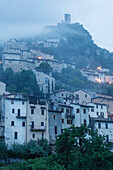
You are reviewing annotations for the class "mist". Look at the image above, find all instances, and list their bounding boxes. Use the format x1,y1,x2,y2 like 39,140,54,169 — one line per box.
0,0,113,51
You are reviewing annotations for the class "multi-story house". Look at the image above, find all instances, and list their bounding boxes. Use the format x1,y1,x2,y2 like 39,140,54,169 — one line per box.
87,103,108,118
74,90,91,105
33,70,55,94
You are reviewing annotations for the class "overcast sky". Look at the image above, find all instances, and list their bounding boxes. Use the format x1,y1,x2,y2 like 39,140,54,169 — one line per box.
0,0,113,51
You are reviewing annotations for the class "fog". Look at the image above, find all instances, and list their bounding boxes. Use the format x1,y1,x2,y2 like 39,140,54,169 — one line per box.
0,0,113,51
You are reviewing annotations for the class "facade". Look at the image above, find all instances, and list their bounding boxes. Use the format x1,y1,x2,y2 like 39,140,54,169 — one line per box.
92,97,113,115
33,70,55,94
90,117,113,143
87,103,108,118
74,90,91,105
4,95,27,145
49,90,74,104
0,82,6,95
72,104,89,127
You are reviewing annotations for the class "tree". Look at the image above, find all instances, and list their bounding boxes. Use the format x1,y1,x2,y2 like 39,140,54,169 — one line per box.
36,62,52,75
55,125,113,169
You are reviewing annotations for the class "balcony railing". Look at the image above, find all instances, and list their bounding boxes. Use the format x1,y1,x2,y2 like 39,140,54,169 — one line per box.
31,126,46,131
65,113,75,119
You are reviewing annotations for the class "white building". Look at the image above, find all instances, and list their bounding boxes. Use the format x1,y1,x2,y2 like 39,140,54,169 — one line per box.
90,117,113,143
4,94,27,146
87,103,108,118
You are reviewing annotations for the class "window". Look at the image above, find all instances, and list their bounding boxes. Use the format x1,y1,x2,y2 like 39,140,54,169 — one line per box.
32,134,35,138
84,119,86,126
31,109,34,114
106,135,109,142
12,109,15,114
55,126,57,134
91,108,94,112
105,123,108,129
11,121,14,126
53,115,56,119
83,109,86,114
85,94,87,98
18,109,20,116
11,100,14,104
67,120,72,124
98,123,101,129
62,119,64,123
101,105,103,109
42,133,44,138
22,122,25,127
66,109,69,113
31,121,34,129
97,112,99,116
76,109,79,113
70,109,72,114
62,93,64,96
14,132,18,139
41,109,44,115
61,108,64,112
22,101,24,105
41,122,44,126
96,105,98,109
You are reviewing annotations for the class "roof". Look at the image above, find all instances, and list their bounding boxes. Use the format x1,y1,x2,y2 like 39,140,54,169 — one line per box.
49,89,73,95
74,89,91,96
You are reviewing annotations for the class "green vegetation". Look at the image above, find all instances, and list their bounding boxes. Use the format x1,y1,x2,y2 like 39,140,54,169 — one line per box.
0,68,42,96
36,62,52,75
2,126,113,170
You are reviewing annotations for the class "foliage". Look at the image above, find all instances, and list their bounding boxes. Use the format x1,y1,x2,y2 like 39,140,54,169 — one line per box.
0,140,8,160
36,62,52,75
0,68,42,96
55,125,113,170
8,139,51,159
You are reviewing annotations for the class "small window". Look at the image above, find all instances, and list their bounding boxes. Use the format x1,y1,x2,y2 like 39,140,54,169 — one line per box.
31,121,34,129
31,109,34,114
22,101,24,105
84,119,86,126
53,115,56,119
105,123,108,129
70,109,72,114
22,122,25,127
61,108,64,112
97,112,99,116
11,100,14,104
55,126,57,134
85,94,87,98
18,109,20,116
83,109,86,114
41,109,44,115
62,93,64,96
42,133,44,138
32,134,35,138
12,109,15,114
98,123,101,129
14,132,18,139
66,109,69,113
106,135,109,142
91,108,94,112
96,105,98,109
76,109,79,113
11,121,14,126
101,105,103,109
67,120,72,124
41,122,44,126
62,119,64,123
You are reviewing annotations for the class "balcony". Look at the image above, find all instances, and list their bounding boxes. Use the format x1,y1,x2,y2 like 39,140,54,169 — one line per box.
65,113,75,119
16,115,26,119
31,126,46,131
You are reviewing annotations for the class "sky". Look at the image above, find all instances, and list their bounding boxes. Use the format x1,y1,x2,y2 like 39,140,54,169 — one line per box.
0,0,113,51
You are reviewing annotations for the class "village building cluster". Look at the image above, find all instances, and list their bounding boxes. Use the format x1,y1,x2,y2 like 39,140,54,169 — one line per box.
0,83,113,146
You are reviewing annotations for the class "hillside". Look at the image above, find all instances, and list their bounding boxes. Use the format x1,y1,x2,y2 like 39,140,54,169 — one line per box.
33,22,113,70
